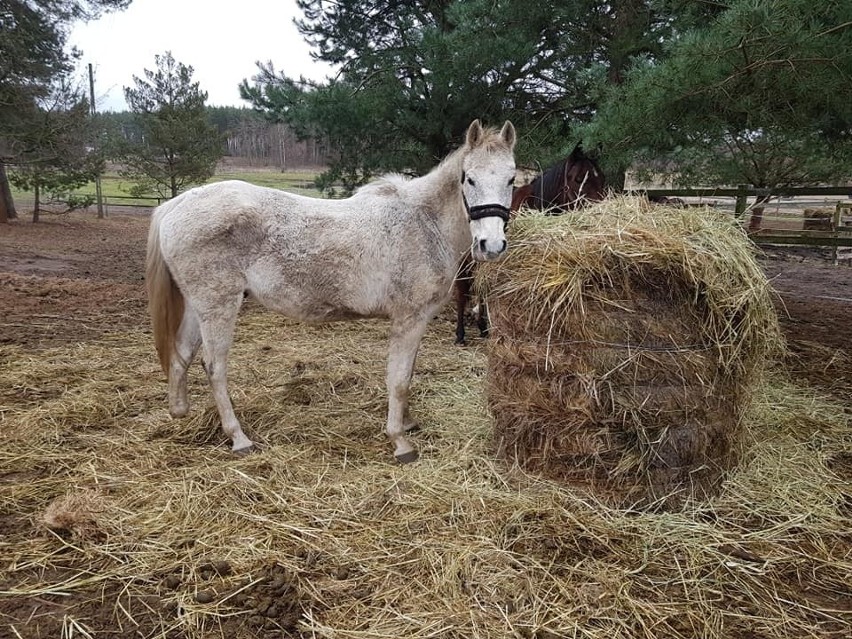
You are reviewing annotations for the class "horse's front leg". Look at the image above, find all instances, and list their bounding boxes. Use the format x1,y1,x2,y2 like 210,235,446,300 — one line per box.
454,280,468,346
476,296,490,338
454,256,475,346
386,317,431,463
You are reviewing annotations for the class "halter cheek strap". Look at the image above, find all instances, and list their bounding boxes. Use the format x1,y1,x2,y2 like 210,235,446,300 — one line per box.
461,172,511,223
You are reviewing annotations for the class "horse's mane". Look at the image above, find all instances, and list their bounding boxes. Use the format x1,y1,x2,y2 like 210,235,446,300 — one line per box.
355,174,409,198
529,162,567,207
358,127,512,198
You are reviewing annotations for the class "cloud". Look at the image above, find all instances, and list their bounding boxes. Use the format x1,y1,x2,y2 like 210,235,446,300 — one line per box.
68,0,335,112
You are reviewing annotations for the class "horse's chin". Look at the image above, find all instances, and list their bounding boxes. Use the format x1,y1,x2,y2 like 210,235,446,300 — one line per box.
472,248,507,263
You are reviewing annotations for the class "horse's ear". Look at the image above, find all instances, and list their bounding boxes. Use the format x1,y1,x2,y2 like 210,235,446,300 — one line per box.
466,119,483,147
500,121,516,149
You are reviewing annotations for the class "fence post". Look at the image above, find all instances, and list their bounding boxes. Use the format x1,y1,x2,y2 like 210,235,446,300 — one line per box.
833,202,843,265
734,184,750,219
832,202,843,231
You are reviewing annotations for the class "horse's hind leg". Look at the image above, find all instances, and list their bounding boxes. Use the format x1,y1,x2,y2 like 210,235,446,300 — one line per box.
197,298,255,453
169,307,202,418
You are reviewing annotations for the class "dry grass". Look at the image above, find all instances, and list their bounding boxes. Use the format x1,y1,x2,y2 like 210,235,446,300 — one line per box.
0,298,849,637
478,197,784,507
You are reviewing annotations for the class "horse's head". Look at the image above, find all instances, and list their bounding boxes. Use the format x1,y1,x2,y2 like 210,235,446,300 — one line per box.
461,119,516,262
563,145,606,209
521,146,607,214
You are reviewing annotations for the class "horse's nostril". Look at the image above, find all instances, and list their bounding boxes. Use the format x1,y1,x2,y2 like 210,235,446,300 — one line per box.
478,238,487,252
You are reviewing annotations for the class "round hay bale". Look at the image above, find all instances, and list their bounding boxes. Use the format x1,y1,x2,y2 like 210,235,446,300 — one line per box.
479,196,783,507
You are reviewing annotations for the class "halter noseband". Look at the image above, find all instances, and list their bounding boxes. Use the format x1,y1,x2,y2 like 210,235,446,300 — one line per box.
466,202,511,223
461,171,511,223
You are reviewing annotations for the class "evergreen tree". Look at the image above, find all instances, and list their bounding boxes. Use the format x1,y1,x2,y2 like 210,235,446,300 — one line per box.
118,52,223,199
585,0,852,227
241,0,848,202
0,0,130,222
8,78,104,222
241,1,682,192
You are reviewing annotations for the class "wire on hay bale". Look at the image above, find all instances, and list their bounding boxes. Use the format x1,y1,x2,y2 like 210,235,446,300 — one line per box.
478,196,783,508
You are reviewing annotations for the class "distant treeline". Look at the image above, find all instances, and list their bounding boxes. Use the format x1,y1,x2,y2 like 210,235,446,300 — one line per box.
100,107,329,168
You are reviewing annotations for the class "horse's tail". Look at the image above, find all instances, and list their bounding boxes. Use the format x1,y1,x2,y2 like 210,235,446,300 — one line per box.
146,208,185,377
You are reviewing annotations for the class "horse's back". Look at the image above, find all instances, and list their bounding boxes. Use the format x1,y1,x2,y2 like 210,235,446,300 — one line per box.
157,180,399,240
155,181,331,261
150,179,445,322
157,181,279,234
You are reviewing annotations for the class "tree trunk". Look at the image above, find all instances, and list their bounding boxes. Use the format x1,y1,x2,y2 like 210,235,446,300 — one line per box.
607,165,628,193
748,193,772,232
606,0,648,87
0,161,18,222
32,182,40,223
170,175,178,198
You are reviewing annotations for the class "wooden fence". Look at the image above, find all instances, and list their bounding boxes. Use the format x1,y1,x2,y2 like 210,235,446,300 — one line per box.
15,181,852,256
625,185,852,250
101,195,164,209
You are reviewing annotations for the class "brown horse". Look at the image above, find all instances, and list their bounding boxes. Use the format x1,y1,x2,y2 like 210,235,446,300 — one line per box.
514,144,607,212
453,145,606,345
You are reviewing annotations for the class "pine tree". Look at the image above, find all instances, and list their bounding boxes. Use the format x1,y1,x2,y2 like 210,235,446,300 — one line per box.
118,52,223,199
241,1,684,192
584,0,852,227
8,78,104,222
0,0,130,222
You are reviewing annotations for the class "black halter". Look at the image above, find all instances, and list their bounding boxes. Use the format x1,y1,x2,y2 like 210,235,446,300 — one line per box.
461,171,511,223
466,201,511,223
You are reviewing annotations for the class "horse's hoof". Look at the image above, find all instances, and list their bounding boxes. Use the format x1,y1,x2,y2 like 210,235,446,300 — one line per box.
395,450,419,464
454,339,467,347
233,444,257,456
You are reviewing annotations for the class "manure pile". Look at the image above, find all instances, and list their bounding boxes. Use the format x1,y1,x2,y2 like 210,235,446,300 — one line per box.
480,197,784,506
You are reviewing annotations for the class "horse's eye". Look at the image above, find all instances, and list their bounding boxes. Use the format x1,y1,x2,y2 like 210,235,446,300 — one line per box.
466,177,475,186
508,177,515,186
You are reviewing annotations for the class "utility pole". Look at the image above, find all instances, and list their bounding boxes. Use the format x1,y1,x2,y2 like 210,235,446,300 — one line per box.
88,63,105,219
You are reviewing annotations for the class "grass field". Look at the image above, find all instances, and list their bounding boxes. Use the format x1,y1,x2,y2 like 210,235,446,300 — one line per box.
9,165,324,211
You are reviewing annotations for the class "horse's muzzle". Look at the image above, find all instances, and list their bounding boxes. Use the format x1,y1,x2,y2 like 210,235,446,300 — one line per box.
472,238,508,262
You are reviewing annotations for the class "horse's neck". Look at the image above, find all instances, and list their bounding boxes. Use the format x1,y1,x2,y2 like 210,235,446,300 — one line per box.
409,150,470,259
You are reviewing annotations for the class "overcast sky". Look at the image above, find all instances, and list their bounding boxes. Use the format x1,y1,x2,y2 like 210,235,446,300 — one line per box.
68,0,336,112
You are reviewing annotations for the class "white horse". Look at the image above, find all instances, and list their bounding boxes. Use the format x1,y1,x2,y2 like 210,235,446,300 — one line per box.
146,119,517,463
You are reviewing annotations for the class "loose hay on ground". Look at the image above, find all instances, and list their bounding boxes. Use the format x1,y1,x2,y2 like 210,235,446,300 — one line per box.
1,297,849,637
479,197,784,506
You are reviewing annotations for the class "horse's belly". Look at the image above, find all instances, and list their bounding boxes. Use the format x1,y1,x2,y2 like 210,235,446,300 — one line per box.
249,289,382,323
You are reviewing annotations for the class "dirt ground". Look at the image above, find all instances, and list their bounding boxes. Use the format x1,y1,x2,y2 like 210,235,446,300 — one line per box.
1,209,850,637
758,245,852,403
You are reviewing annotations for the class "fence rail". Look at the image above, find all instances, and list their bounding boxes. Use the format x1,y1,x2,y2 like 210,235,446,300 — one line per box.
626,186,852,199
102,194,163,208
748,233,852,247
13,182,852,254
